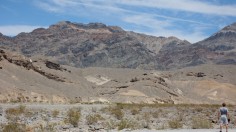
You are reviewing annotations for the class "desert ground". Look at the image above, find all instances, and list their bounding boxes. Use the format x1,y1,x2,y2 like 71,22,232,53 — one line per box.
0,103,235,131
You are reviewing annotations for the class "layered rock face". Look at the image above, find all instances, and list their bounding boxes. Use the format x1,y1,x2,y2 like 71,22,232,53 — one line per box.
196,23,236,65
0,21,235,70
0,21,190,70
157,23,236,69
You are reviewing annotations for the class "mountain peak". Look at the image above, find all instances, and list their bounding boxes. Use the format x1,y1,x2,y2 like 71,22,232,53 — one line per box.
51,21,107,29
56,21,72,26
221,22,236,32
48,21,124,33
203,22,236,42
86,23,107,28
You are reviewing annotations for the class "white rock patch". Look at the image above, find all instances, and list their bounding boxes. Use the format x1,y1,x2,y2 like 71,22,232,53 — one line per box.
85,75,110,85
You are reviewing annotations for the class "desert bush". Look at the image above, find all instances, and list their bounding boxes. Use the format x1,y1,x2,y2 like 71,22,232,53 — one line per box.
52,110,59,118
37,122,56,132
24,110,34,118
191,117,212,129
177,113,184,122
116,103,126,109
103,119,117,130
3,122,26,132
168,119,183,129
45,123,56,132
141,121,150,129
130,108,140,115
143,112,151,122
117,119,136,130
110,107,124,120
5,105,26,116
152,111,159,118
195,107,203,112
66,108,81,127
86,114,104,125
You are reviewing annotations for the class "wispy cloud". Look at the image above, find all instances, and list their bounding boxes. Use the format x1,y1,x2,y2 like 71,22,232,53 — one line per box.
51,0,77,7
117,0,236,16
36,1,63,13
0,25,47,36
123,14,208,43
34,0,212,25
24,0,236,42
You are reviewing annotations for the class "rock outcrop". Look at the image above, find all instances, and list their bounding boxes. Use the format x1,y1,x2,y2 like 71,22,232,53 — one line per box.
0,49,66,82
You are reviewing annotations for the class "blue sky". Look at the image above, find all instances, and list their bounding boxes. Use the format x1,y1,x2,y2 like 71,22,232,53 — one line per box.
0,0,236,43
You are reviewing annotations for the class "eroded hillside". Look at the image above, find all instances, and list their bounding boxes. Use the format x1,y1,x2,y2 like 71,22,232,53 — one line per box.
0,49,235,104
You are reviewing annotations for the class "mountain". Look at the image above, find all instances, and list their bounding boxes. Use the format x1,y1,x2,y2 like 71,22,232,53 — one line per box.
0,21,235,70
196,22,236,64
0,21,190,70
156,22,236,69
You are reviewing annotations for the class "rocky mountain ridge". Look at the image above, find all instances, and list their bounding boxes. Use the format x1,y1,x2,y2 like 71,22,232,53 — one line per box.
0,21,235,70
156,22,236,69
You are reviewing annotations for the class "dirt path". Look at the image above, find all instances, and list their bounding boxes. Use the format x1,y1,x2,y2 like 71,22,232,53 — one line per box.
0,103,108,110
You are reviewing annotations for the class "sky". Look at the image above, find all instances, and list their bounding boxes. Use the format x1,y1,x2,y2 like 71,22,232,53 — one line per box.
0,0,236,43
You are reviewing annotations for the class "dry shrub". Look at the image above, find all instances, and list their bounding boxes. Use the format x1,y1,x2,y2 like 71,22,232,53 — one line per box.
86,114,104,125
195,107,203,112
143,112,151,122
191,117,212,129
103,119,117,130
152,111,159,118
130,108,140,115
3,122,26,132
5,105,26,116
52,109,59,118
110,107,124,120
168,118,183,129
117,119,137,130
36,122,56,132
66,108,81,127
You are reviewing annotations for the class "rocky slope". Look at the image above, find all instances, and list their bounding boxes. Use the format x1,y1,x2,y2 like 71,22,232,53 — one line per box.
0,21,191,70
0,48,178,103
197,22,236,64
157,22,236,69
0,49,236,104
1,21,235,70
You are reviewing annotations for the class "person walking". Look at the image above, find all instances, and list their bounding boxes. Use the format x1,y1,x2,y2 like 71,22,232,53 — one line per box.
218,102,229,132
